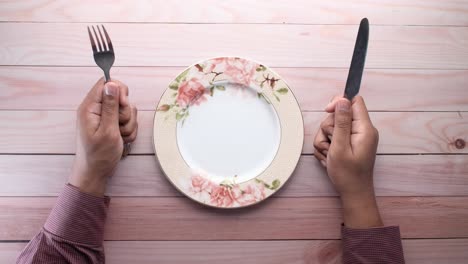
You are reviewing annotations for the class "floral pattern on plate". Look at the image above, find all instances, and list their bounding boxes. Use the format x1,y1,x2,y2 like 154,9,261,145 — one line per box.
187,173,281,208
156,57,289,123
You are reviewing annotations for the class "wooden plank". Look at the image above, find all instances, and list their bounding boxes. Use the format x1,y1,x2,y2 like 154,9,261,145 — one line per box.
402,239,468,264
1,0,468,26
0,111,466,154
305,112,468,154
1,66,467,111
1,23,468,69
1,197,467,240
1,155,467,197
2,239,468,264
0,243,23,264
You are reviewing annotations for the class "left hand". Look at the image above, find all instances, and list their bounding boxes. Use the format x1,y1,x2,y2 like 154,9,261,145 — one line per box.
69,78,138,196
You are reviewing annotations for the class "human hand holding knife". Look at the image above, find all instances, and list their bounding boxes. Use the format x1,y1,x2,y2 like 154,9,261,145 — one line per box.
314,18,383,228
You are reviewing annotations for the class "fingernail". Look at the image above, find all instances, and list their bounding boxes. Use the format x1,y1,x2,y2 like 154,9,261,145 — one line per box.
323,150,328,155
336,100,350,112
325,96,335,109
105,83,118,97
320,160,327,168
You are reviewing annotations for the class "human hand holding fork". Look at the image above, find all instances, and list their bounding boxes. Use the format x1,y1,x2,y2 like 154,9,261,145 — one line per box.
87,24,136,157
68,25,138,196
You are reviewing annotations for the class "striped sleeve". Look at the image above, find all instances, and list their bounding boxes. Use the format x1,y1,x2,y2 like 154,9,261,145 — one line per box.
342,225,405,264
17,184,110,264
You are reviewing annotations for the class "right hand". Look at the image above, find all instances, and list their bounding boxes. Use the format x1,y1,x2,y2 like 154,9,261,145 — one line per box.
313,96,382,228
69,78,138,197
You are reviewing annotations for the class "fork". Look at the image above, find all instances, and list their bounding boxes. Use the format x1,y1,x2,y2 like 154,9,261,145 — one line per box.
87,25,115,82
87,25,131,157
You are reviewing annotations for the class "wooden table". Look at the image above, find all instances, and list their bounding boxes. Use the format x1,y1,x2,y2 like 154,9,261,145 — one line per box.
1,1,467,263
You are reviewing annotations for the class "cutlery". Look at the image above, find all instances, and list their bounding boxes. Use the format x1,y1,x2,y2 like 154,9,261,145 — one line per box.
87,25,130,157
344,18,369,100
87,25,115,82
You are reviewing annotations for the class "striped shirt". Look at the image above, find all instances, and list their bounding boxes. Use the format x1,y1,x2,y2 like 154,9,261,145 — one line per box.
17,184,405,263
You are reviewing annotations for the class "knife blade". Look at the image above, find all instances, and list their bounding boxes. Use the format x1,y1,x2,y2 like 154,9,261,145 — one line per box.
344,18,369,100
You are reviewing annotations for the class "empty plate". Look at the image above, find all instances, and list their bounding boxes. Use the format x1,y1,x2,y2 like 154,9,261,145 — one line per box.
153,57,303,208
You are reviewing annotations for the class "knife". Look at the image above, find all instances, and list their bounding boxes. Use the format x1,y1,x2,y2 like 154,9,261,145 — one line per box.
344,18,369,100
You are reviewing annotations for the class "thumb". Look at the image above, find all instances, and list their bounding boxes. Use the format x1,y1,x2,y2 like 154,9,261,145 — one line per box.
332,99,352,151
99,82,120,131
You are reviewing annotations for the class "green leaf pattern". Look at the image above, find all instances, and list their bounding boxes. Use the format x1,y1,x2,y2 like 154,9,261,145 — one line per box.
255,178,282,190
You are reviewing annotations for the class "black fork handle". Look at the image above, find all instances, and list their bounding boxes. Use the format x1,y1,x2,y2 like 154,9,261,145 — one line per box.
104,70,111,83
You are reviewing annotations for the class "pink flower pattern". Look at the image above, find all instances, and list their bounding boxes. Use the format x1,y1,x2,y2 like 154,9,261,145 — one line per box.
205,57,257,87
157,57,289,124
204,57,230,73
239,184,266,206
187,174,274,207
209,185,242,207
176,78,207,108
190,174,214,194
224,58,257,87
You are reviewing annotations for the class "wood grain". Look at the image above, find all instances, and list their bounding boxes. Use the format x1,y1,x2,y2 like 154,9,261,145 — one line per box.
1,0,468,26
0,243,22,264
1,155,467,197
1,66,467,111
2,239,468,264
1,196,467,240
0,111,466,154
305,112,468,154
1,23,468,69
0,0,467,259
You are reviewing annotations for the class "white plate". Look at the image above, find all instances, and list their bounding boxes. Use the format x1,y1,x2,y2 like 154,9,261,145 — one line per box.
154,57,303,208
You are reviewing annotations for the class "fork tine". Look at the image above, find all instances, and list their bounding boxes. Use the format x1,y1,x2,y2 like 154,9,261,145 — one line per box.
101,25,113,52
96,25,108,51
87,26,98,54
92,26,103,52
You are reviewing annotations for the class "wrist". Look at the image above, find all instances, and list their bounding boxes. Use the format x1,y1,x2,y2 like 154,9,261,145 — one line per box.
69,161,108,197
68,177,107,197
340,190,383,228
